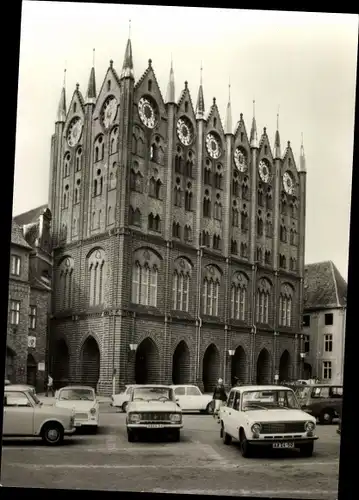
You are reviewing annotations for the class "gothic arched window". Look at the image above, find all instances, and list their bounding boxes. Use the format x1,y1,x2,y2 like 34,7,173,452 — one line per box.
58,256,74,311
202,265,222,316
256,278,272,324
94,135,105,163
279,283,294,327
131,248,160,307
87,248,106,306
231,272,248,321
172,257,192,312
63,152,71,177
110,127,119,155
75,147,82,172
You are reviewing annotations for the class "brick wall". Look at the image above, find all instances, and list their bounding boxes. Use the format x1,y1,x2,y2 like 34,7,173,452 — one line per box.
48,55,306,395
28,287,49,391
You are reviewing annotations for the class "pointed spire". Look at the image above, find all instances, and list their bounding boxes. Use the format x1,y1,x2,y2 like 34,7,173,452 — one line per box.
56,68,67,123
195,63,205,120
86,48,97,105
120,24,134,80
274,106,281,158
299,133,306,172
250,99,258,148
165,57,175,104
224,79,232,134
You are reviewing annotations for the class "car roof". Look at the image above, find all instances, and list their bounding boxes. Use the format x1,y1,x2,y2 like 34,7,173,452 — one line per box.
59,385,95,390
5,384,33,391
170,384,198,387
132,384,172,389
230,385,294,392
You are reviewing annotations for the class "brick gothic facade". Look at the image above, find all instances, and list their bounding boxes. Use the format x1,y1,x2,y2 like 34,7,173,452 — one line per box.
48,39,307,395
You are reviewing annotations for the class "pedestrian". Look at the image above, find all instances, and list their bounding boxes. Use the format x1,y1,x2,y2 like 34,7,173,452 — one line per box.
212,378,227,420
46,374,54,397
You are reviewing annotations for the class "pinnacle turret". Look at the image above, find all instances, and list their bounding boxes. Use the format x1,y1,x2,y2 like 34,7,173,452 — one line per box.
120,36,134,80
224,82,232,134
195,64,205,120
86,50,97,105
165,59,175,104
250,100,258,148
56,69,67,123
299,133,306,172
274,111,281,158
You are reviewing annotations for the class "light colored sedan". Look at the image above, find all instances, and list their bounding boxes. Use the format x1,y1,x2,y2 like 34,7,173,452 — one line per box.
171,384,214,414
111,385,139,412
54,385,99,432
3,386,75,445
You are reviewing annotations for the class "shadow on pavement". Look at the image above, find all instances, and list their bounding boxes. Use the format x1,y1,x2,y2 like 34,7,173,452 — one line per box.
2,438,82,447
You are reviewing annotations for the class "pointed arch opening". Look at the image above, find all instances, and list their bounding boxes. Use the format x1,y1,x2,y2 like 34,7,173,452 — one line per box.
279,349,291,382
303,362,312,380
135,337,160,384
81,336,100,389
202,343,220,393
5,347,15,383
27,353,37,388
172,340,190,384
231,346,247,386
256,348,271,385
53,338,70,389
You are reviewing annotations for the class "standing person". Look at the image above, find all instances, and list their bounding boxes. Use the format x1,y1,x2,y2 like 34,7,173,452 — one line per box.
46,374,54,397
212,378,227,419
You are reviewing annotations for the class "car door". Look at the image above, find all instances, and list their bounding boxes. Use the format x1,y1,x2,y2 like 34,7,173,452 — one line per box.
3,391,35,435
185,386,203,411
227,391,241,437
221,390,235,435
173,386,187,410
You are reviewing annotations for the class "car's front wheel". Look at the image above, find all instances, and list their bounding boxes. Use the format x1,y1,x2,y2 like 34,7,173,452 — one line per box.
41,422,64,446
319,409,334,425
122,402,128,413
221,423,232,445
299,442,314,457
239,429,252,458
206,402,214,415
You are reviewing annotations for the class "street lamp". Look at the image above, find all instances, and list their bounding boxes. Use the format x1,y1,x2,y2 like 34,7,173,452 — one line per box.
129,344,138,352
228,349,235,357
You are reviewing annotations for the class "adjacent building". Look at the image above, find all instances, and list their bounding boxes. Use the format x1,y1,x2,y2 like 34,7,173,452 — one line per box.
6,208,52,391
40,37,308,394
302,261,347,385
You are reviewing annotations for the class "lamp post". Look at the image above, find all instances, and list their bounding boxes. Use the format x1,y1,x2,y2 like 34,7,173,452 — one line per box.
228,349,235,386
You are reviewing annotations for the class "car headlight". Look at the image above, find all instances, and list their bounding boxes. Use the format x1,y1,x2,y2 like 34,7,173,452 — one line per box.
251,423,262,436
70,416,75,426
90,408,97,415
170,413,182,423
129,413,141,423
305,421,315,432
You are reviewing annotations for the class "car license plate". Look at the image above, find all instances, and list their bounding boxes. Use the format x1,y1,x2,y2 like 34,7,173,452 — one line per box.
146,424,164,428
74,422,82,427
272,442,294,449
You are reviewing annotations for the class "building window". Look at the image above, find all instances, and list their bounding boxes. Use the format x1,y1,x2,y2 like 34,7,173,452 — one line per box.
172,222,181,239
130,169,143,193
241,211,249,232
203,195,211,217
231,240,238,255
185,189,193,211
172,271,190,311
58,257,75,310
10,255,21,276
214,200,222,220
131,262,158,307
10,300,20,325
149,177,162,199
184,225,192,242
129,206,141,226
29,305,37,330
303,314,310,327
213,234,221,250
256,279,271,324
202,278,220,316
94,135,105,162
304,335,310,353
325,313,333,326
279,284,293,327
148,213,161,232
88,249,106,307
231,273,248,321
174,186,182,207
324,334,333,352
322,361,332,381
75,147,83,172
240,242,248,259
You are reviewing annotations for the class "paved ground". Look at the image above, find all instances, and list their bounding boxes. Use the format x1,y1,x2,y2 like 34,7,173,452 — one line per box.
1,406,340,498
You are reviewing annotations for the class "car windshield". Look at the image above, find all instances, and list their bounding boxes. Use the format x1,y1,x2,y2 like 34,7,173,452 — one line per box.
27,391,41,406
132,387,173,402
242,389,300,411
59,388,95,401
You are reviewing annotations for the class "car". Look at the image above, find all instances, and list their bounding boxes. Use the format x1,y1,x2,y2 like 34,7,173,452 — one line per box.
3,386,76,445
219,385,318,458
171,384,214,414
5,383,36,396
296,384,343,424
54,385,100,432
111,385,139,412
126,384,183,442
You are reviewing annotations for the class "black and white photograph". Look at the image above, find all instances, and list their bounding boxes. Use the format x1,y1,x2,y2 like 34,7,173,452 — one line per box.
1,2,358,500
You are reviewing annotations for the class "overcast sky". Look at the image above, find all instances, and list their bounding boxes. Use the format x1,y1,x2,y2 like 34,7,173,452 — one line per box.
13,2,358,281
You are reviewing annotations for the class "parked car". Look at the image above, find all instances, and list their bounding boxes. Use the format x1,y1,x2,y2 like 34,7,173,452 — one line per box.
111,385,138,412
296,384,343,424
3,386,76,445
5,383,36,396
126,384,183,442
171,384,214,414
54,385,99,432
219,385,318,458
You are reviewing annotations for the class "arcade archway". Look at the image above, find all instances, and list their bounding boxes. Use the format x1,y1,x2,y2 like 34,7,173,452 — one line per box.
231,345,247,385
135,337,160,384
256,348,271,384
202,343,220,393
81,336,100,389
172,340,190,384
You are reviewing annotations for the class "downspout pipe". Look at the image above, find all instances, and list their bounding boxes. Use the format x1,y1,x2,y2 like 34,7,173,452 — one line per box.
251,263,258,383
196,246,204,383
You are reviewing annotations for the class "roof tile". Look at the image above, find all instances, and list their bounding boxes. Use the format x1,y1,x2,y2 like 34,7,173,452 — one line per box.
304,261,347,310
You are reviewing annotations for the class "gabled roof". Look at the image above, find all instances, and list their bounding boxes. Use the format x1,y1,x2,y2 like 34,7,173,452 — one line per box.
304,261,347,310
11,221,32,250
13,204,48,226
